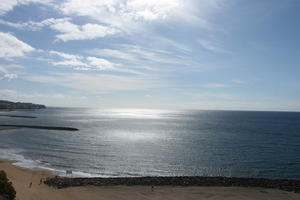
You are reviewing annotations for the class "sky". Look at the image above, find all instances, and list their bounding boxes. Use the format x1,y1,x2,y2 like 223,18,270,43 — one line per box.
0,0,300,111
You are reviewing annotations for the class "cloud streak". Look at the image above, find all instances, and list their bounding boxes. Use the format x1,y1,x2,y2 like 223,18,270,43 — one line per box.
25,73,165,93
0,73,18,81
0,0,224,45
197,39,232,54
59,0,182,31
0,18,71,31
0,17,119,41
199,83,230,88
49,50,143,74
50,20,119,41
0,0,53,16
0,89,65,101
86,44,187,69
0,32,34,58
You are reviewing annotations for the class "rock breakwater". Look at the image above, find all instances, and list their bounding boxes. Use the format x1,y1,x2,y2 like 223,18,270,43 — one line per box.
44,176,300,192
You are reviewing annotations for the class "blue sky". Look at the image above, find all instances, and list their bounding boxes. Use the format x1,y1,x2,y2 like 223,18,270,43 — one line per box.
0,0,299,111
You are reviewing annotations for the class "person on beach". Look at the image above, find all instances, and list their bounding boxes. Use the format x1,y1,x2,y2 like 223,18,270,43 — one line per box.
39,178,43,185
29,182,32,188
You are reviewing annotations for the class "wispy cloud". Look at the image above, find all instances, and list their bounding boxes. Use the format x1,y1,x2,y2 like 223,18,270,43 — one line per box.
0,18,71,31
0,32,34,58
24,73,165,93
0,89,65,101
199,83,230,88
86,57,115,71
199,80,246,89
0,0,53,16
59,0,182,32
0,66,8,74
122,44,184,64
49,50,88,68
87,44,186,67
86,49,136,62
231,79,245,84
182,91,234,100
197,39,232,54
196,93,233,100
0,73,18,81
49,50,82,60
49,50,143,74
58,0,222,34
0,1,224,44
153,36,191,53
0,89,16,98
50,20,119,41
0,64,23,77
0,17,119,41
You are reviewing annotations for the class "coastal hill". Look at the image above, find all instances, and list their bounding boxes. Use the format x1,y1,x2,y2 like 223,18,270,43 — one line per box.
0,100,46,110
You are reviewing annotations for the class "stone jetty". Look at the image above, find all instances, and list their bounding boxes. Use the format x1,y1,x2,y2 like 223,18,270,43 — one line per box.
44,176,300,193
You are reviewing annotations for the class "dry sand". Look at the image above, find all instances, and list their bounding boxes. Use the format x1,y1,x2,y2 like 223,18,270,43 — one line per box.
0,159,299,200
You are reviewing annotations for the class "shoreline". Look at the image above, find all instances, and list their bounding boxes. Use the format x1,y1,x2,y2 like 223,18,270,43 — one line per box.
1,159,300,200
2,156,300,192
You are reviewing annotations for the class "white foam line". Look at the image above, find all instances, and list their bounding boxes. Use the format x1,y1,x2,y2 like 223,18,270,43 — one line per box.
0,148,101,178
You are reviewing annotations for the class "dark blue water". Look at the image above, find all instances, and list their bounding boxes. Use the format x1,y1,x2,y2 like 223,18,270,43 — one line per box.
0,108,299,179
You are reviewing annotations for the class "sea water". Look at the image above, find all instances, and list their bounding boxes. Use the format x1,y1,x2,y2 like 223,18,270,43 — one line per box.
0,108,299,179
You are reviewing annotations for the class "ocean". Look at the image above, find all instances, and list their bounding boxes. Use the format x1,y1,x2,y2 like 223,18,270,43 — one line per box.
0,108,299,179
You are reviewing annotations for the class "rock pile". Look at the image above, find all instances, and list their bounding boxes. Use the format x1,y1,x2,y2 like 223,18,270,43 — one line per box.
44,176,300,193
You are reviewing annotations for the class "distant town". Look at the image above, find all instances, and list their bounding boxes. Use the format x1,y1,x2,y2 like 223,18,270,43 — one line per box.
0,100,46,110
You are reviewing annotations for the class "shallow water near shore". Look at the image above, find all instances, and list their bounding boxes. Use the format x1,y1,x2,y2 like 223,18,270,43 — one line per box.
0,108,300,179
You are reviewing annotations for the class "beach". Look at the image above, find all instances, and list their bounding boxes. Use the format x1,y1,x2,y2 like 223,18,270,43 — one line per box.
1,109,300,199
0,159,299,200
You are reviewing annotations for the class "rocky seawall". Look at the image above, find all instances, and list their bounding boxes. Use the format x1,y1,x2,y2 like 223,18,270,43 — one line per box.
44,176,300,192
0,125,78,131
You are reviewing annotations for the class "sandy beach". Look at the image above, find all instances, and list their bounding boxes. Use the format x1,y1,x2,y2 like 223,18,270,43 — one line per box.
0,159,299,200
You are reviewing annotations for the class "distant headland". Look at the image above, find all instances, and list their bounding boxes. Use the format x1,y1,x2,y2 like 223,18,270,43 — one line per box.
0,101,79,132
0,100,46,110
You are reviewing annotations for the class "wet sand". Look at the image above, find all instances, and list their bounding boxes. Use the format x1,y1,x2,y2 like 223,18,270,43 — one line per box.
0,159,299,200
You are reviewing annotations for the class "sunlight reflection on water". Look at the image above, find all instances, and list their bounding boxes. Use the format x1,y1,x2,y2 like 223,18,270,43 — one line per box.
112,131,162,141
1,108,300,179
94,108,176,119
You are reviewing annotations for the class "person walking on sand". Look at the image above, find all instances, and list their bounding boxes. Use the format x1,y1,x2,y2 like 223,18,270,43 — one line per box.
29,182,32,188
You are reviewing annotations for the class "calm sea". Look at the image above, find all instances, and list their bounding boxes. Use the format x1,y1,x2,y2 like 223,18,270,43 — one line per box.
0,108,299,179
